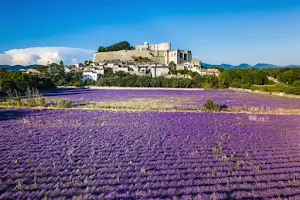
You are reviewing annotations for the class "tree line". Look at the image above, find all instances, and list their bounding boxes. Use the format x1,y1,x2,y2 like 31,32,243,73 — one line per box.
85,68,225,89
36,63,82,87
1,64,300,99
0,68,54,98
218,68,300,95
87,67,300,95
0,63,82,99
98,41,132,52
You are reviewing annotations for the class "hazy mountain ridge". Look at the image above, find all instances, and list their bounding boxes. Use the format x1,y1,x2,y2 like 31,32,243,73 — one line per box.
0,65,40,70
202,63,299,69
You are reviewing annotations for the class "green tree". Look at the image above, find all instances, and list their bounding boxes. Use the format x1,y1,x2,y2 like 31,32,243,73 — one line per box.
293,80,300,87
191,74,205,88
184,79,192,88
219,69,239,87
168,61,176,70
0,69,55,97
230,78,242,88
104,41,131,52
98,46,106,52
150,78,161,87
278,68,300,85
253,70,268,85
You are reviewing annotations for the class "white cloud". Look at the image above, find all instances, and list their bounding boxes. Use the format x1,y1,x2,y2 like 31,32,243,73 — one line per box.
0,54,13,65
0,47,95,66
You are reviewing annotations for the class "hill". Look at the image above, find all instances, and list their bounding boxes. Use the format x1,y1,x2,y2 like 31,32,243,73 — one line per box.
201,63,300,69
0,65,40,70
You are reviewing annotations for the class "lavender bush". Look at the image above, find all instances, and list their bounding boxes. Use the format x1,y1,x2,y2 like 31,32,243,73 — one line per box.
42,88,300,110
1,108,300,199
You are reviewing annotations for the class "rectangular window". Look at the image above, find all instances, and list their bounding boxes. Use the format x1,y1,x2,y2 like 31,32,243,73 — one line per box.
184,54,187,61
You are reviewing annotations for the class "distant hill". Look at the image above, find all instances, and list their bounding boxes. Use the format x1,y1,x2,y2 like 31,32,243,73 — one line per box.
253,63,280,68
0,65,40,70
202,63,300,69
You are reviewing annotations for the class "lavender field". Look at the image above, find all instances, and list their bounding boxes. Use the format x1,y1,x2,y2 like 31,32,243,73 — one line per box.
43,88,300,110
1,108,300,199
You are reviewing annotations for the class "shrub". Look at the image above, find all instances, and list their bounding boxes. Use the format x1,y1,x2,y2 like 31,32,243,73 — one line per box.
268,80,275,85
240,83,251,89
217,82,227,89
6,98,22,107
203,99,220,111
73,81,82,87
38,98,46,107
26,98,38,107
293,80,300,87
57,99,73,108
230,78,242,88
202,83,211,89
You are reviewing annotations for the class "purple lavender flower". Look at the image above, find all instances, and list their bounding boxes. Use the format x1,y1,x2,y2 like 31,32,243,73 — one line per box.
0,108,300,199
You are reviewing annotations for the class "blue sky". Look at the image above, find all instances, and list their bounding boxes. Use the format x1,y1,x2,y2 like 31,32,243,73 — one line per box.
1,0,300,65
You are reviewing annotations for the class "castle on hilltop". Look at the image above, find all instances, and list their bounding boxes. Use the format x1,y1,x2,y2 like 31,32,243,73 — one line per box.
93,42,192,65
135,42,171,51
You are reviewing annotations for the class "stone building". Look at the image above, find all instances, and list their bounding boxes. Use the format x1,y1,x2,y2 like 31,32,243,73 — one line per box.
73,62,83,68
82,72,98,81
190,67,220,76
137,63,150,73
151,66,170,77
135,42,171,51
93,42,192,66
25,68,41,75
167,50,192,65
105,61,129,73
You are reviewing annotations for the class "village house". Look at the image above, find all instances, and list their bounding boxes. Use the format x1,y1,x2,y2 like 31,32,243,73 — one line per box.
114,65,128,73
25,68,41,75
190,67,220,76
82,71,98,81
114,62,129,73
106,61,120,69
73,62,83,68
206,68,220,76
191,59,201,68
175,64,185,70
137,63,151,73
64,66,74,73
150,64,169,77
105,61,129,73
64,65,83,73
94,66,105,75
85,66,105,75
126,61,136,71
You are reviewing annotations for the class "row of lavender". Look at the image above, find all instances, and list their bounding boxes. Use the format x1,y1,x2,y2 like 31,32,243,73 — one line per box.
1,109,300,199
42,88,300,109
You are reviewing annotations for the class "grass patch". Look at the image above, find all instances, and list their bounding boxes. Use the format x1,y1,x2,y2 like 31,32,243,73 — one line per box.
0,97,74,108
1,96,299,115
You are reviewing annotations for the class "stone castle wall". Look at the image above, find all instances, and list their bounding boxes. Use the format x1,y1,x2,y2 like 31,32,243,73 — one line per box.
150,56,166,64
94,50,168,64
93,50,151,62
